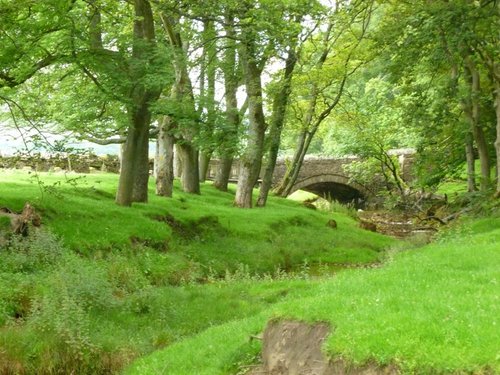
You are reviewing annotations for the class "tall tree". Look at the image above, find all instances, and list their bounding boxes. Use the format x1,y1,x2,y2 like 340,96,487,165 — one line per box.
198,19,218,182
375,0,497,194
256,28,300,206
234,17,268,208
275,0,373,197
114,0,164,205
213,12,242,192
160,13,200,194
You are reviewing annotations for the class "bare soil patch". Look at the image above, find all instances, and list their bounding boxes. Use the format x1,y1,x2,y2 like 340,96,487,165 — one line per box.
247,320,398,375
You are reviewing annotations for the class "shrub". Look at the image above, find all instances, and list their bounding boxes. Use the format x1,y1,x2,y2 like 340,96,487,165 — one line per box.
50,254,115,311
0,230,65,273
27,288,107,374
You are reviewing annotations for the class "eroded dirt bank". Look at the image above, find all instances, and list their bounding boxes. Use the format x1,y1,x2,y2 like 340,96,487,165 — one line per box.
247,320,398,375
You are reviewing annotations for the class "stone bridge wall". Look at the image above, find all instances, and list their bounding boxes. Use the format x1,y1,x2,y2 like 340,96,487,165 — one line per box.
272,157,366,191
207,150,415,200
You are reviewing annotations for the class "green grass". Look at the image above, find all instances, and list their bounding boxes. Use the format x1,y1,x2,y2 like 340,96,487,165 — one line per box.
126,216,500,375
436,180,468,196
0,170,392,274
3,170,497,374
0,170,394,373
436,160,497,196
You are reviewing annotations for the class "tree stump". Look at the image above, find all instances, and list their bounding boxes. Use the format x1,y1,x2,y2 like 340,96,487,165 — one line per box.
0,202,41,238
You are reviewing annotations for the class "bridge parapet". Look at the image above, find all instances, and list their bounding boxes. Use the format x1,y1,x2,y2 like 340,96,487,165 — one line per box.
207,150,415,204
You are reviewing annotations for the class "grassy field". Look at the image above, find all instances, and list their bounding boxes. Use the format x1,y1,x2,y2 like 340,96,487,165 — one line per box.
126,216,500,375
1,170,498,374
0,170,394,374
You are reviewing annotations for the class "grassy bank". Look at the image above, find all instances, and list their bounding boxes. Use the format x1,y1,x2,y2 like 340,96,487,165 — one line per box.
0,170,393,373
126,216,500,374
0,171,391,273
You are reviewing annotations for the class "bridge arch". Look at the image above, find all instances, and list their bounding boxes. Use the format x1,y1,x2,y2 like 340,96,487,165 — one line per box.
290,174,368,205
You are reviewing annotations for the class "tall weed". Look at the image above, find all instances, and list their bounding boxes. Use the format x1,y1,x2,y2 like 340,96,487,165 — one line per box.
0,230,65,272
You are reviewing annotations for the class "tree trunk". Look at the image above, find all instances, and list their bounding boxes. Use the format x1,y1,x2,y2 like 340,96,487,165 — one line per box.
257,43,298,207
214,13,240,192
256,129,280,206
234,35,267,208
474,45,500,197
274,25,333,198
199,152,211,182
131,126,150,203
465,56,491,191
274,131,307,196
116,107,151,206
213,157,234,192
156,117,174,197
161,13,200,194
179,142,200,194
494,78,500,197
198,19,217,183
174,144,182,178
282,130,316,197
115,0,160,206
465,131,477,192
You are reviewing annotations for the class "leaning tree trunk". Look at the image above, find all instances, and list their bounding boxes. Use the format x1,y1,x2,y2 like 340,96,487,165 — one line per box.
257,43,298,207
234,36,267,208
274,25,331,198
156,117,175,197
274,131,307,196
281,129,316,197
274,11,366,198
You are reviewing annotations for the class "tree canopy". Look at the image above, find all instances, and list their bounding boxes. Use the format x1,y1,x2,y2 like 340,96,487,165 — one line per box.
1,0,499,204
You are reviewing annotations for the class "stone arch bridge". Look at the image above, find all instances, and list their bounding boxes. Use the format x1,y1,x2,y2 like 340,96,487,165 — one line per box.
207,150,415,204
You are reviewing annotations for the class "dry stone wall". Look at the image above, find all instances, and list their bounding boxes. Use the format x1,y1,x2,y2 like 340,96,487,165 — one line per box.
0,154,122,174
